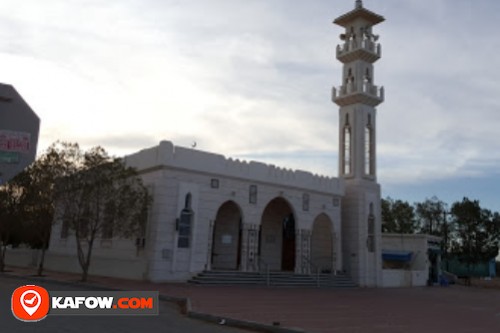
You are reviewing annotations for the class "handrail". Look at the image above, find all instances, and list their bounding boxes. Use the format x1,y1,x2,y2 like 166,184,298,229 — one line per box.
254,255,271,287
301,255,320,287
247,254,258,272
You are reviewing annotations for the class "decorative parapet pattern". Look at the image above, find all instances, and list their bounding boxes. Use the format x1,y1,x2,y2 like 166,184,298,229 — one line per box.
126,141,343,195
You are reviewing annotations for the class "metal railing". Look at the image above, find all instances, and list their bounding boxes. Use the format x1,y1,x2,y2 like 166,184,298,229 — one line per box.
301,255,321,287
254,255,271,287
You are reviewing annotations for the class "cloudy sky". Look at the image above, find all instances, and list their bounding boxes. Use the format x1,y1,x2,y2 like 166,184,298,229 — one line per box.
1,0,499,212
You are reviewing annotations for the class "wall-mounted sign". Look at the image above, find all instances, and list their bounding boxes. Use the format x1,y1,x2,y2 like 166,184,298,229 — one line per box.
0,151,20,164
0,83,40,185
0,130,31,153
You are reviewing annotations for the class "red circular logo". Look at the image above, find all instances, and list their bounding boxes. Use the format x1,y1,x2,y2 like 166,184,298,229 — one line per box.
11,285,50,322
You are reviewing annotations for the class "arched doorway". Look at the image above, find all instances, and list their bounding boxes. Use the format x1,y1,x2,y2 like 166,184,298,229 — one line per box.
260,198,296,271
211,201,242,270
311,214,334,273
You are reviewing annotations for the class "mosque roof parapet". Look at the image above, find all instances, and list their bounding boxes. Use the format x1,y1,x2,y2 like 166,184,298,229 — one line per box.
125,140,343,195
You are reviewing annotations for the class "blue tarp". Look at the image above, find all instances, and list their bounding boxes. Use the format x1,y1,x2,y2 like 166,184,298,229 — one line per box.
382,250,413,262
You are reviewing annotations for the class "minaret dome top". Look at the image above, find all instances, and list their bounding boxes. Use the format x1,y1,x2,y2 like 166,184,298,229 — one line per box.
333,2,385,27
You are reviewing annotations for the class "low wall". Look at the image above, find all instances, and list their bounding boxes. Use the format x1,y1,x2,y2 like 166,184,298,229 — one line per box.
382,269,427,287
4,248,147,280
4,248,39,269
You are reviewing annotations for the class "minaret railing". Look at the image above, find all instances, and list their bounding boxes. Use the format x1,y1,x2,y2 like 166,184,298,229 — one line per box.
332,83,384,101
336,39,381,58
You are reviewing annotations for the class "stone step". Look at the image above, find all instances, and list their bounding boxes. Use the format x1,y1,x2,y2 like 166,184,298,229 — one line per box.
188,270,357,288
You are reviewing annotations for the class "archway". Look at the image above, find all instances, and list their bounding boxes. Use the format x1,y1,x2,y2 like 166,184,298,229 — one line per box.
311,214,333,273
211,201,242,270
260,198,296,271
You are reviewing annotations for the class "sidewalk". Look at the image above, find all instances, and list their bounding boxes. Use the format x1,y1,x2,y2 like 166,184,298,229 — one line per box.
4,266,500,333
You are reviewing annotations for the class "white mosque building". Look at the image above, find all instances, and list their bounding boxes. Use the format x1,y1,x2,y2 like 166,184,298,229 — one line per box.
7,1,442,288
0,0,453,290
43,0,387,287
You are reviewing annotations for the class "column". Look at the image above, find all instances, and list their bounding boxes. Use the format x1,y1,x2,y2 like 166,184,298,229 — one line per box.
205,219,215,271
332,231,338,273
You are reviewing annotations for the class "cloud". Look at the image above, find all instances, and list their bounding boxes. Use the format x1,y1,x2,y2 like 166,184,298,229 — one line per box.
1,0,499,212
373,0,500,192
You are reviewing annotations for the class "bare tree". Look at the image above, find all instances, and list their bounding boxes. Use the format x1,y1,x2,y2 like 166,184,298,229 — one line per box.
56,146,150,282
0,183,23,272
14,141,80,276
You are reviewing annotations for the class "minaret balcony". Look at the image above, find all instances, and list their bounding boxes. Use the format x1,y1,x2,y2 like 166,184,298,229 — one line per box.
336,39,381,63
332,82,384,107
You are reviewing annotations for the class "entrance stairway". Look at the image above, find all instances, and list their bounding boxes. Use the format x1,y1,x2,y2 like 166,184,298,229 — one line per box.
188,270,357,288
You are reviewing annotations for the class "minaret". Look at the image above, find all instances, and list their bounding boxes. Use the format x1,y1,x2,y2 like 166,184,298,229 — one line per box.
333,1,384,287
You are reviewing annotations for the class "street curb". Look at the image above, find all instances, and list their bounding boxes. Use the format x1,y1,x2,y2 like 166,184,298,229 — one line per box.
2,271,306,333
188,311,305,333
158,294,304,333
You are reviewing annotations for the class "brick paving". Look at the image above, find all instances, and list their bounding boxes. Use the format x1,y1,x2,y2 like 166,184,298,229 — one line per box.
4,266,500,333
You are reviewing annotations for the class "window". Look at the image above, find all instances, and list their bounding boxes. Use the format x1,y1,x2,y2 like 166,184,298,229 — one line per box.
364,68,371,84
101,202,114,239
249,185,257,204
60,217,69,239
77,207,89,239
365,114,374,176
368,215,375,235
343,115,351,175
78,219,88,238
210,178,219,189
177,193,193,248
283,214,295,240
367,203,375,253
302,193,310,212
102,220,113,239
347,68,354,83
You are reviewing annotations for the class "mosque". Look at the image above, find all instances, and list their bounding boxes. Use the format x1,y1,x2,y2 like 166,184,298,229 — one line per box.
5,1,441,287
47,0,385,287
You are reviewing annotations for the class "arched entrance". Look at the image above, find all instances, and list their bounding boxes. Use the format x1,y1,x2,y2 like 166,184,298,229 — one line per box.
311,214,334,273
211,201,242,270
260,198,296,271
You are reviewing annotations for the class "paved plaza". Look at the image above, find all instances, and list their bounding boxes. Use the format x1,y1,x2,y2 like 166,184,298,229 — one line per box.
3,267,500,333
